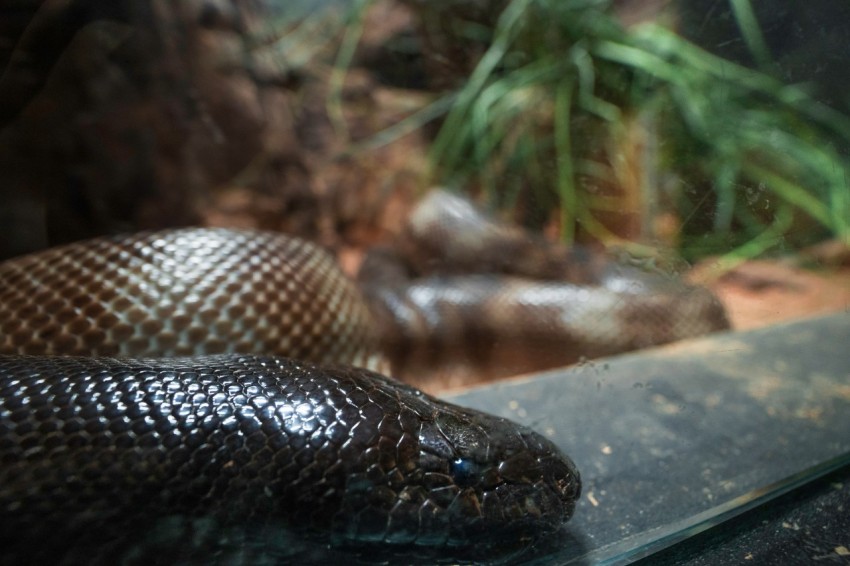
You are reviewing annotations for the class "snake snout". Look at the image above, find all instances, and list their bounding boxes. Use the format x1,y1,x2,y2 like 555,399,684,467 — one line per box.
518,427,582,508
429,406,582,525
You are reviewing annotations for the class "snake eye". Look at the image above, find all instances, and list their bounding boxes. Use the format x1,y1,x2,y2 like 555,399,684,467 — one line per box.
449,457,483,488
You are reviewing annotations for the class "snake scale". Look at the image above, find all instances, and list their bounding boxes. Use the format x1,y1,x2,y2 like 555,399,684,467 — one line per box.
0,191,728,563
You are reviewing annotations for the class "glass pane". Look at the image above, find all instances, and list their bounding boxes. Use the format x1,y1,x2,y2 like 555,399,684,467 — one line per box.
1,0,847,563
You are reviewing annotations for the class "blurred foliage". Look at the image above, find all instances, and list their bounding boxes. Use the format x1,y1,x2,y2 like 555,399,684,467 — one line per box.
272,0,850,266
424,0,850,266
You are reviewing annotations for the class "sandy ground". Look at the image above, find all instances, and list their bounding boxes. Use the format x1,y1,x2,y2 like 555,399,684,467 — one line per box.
696,259,850,331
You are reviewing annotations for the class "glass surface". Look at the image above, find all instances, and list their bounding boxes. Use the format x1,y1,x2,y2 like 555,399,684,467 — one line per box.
1,0,848,564
447,314,850,563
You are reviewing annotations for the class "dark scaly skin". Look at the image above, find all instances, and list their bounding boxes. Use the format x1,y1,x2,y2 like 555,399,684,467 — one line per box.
0,228,581,564
0,355,580,564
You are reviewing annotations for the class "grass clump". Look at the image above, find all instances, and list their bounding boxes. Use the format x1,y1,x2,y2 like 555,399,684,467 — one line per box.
266,0,850,267
421,0,850,266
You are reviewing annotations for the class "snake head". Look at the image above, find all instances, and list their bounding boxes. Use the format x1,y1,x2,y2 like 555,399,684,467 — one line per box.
325,368,581,563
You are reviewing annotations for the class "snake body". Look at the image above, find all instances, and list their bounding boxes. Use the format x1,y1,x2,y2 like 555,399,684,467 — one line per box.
0,229,381,367
0,228,581,564
359,191,730,384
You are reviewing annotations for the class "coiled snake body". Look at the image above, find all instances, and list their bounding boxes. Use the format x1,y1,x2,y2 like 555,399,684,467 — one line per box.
0,228,581,564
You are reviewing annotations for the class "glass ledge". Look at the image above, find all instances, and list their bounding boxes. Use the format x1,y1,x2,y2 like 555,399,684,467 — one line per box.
446,313,850,564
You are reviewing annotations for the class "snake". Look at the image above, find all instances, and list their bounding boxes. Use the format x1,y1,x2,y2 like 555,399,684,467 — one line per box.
0,228,582,565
